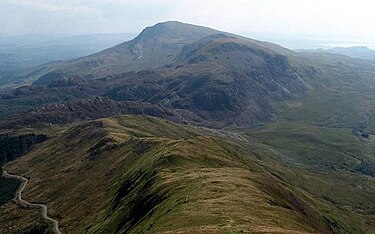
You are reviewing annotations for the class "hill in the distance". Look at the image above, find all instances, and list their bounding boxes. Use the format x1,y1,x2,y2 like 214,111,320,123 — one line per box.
301,46,375,61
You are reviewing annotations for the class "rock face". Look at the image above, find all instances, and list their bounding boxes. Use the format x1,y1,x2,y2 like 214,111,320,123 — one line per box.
98,34,313,126
158,34,311,125
0,97,203,129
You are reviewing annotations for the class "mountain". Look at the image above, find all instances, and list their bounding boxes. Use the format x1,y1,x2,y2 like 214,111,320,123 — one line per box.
0,23,317,127
1,22,374,129
2,22,219,87
2,115,374,233
2,21,375,130
1,22,375,233
53,22,219,75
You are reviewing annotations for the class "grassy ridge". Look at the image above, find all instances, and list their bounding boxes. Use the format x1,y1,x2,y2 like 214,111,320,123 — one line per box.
1,115,374,233
90,136,323,234
3,115,335,233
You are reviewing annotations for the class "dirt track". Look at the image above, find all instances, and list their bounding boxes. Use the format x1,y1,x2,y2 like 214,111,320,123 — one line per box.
3,170,62,234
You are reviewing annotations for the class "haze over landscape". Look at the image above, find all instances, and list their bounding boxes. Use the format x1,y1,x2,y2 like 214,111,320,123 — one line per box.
0,1,375,234
2,0,375,49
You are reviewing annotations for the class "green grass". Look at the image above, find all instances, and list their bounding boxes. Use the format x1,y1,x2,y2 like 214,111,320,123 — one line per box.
3,115,333,234
244,120,375,233
275,60,375,134
246,121,374,170
2,115,375,233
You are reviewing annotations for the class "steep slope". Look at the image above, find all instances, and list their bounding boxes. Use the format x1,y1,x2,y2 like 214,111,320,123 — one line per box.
4,22,219,87
3,22,375,130
156,34,312,125
0,33,315,128
3,115,340,234
277,51,375,134
99,34,314,126
55,21,219,76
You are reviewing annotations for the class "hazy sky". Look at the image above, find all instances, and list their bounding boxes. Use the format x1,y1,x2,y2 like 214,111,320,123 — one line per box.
1,0,375,47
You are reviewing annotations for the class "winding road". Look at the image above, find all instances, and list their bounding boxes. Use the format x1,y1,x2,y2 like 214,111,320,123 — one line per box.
2,170,62,234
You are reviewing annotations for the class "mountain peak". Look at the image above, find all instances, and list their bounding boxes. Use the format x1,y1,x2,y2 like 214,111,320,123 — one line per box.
153,21,186,27
8,21,290,83
134,21,219,43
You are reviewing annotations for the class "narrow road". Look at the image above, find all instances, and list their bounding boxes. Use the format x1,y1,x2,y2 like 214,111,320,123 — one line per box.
2,170,62,234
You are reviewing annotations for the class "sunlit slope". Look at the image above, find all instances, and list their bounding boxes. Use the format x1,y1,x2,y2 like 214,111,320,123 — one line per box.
4,115,332,233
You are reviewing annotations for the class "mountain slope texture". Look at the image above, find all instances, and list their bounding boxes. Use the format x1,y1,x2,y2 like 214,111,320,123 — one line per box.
0,21,374,234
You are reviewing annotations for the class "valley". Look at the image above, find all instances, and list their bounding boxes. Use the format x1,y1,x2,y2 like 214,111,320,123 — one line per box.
0,21,374,233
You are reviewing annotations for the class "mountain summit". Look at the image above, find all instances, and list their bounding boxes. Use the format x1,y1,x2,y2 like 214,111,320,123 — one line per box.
8,21,294,86
1,21,316,126
20,21,220,80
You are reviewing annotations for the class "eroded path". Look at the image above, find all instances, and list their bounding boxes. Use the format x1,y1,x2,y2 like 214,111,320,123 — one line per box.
2,170,62,234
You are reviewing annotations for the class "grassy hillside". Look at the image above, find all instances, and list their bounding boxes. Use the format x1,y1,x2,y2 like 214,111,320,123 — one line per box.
243,120,375,233
0,203,51,234
3,115,344,234
277,52,375,133
0,132,48,209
